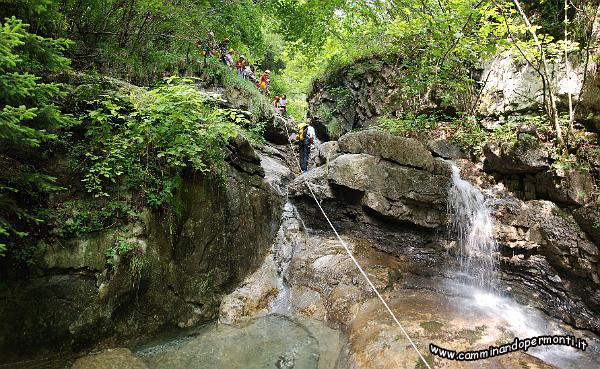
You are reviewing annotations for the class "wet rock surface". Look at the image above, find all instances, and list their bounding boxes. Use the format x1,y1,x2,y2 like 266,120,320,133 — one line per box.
221,205,595,369
0,136,284,361
71,348,149,369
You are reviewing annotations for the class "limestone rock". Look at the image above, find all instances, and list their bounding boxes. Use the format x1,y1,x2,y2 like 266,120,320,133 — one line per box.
483,141,549,174
574,205,600,245
226,134,264,176
476,54,584,117
260,153,293,196
325,154,448,227
265,115,295,144
307,54,463,139
71,348,149,369
218,256,280,325
316,141,340,166
534,169,595,206
219,203,305,325
0,141,284,358
288,165,334,200
428,139,464,160
338,130,435,171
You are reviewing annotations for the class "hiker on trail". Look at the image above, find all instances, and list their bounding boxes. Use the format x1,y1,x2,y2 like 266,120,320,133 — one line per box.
236,55,245,77
280,95,287,116
293,119,316,174
218,37,230,65
244,64,255,82
260,70,270,96
226,48,235,68
273,96,282,115
196,31,215,65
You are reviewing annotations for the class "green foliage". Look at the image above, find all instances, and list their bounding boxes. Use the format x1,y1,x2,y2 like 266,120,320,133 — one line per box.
377,113,438,137
200,61,272,121
105,235,147,281
51,200,136,239
80,77,239,208
51,0,268,84
285,98,308,123
0,15,72,254
450,116,489,156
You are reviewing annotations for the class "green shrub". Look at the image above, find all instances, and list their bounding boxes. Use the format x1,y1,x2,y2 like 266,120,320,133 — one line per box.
450,115,488,156
80,77,247,209
377,113,438,137
50,199,136,239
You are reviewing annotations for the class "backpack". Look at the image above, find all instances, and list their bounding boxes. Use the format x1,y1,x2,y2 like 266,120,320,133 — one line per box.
297,123,309,145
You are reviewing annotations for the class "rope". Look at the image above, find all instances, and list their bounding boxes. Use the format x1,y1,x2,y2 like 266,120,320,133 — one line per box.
279,116,432,369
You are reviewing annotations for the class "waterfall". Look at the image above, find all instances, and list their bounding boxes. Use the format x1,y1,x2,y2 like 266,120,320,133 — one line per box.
447,164,498,290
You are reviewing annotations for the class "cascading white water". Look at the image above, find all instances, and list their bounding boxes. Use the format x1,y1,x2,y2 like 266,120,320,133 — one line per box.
446,164,600,369
447,164,498,290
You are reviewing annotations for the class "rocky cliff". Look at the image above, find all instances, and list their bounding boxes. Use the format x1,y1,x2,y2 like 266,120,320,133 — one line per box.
0,136,283,362
307,54,469,141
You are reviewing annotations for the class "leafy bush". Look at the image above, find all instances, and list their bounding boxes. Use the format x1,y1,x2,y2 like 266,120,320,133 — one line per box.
450,116,489,156
105,235,147,282
50,200,136,239
198,61,272,121
378,113,438,137
80,77,241,208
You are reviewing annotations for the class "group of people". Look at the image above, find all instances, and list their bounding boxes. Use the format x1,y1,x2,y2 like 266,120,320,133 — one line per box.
197,32,315,174
196,31,272,96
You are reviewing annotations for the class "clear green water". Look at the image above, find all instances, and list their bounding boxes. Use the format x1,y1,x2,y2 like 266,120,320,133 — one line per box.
135,315,340,369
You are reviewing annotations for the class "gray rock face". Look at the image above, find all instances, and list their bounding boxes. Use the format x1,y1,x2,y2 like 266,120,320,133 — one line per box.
483,140,549,174
534,169,595,206
291,130,451,228
476,54,585,117
428,139,464,160
264,115,295,145
315,141,340,166
574,205,600,245
337,130,436,171
0,137,284,361
493,197,600,332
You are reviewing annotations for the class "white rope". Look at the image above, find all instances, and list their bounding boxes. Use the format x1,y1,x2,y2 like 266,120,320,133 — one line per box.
279,116,432,369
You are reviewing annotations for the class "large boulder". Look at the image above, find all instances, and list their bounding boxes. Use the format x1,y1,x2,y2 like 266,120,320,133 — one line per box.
483,140,549,174
264,115,295,145
291,130,451,228
428,139,464,160
338,130,436,171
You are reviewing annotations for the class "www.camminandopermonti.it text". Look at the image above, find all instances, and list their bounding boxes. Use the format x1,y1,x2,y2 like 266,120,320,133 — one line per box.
429,335,588,361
